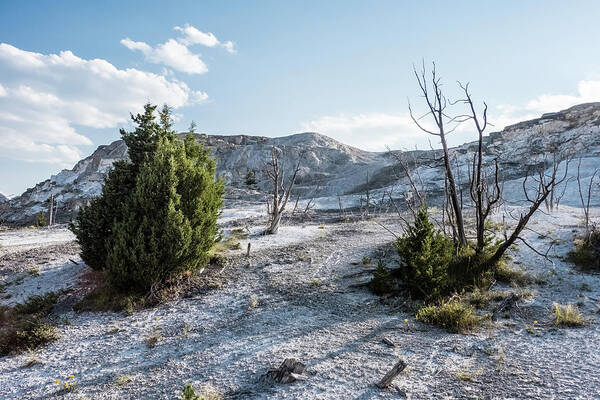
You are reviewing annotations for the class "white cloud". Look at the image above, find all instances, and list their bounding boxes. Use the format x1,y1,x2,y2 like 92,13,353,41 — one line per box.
174,24,236,53
493,79,600,130
120,38,152,54
174,25,219,47
525,80,600,113
222,41,236,54
0,43,208,165
121,24,236,74
302,112,424,151
305,79,600,151
121,37,208,74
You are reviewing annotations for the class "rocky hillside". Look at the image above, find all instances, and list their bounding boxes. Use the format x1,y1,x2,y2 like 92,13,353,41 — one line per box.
1,103,600,225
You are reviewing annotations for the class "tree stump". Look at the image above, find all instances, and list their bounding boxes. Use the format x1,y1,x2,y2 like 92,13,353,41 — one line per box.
261,358,306,384
376,359,406,389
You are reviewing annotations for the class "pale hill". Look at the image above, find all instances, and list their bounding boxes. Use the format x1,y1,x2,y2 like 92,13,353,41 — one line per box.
1,103,599,225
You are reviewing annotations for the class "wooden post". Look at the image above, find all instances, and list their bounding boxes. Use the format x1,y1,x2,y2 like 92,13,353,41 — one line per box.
246,242,251,257
376,359,406,389
365,170,370,217
48,193,54,226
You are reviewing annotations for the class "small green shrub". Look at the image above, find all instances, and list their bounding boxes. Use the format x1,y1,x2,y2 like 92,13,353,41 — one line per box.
182,384,200,400
553,303,585,327
245,169,257,185
35,211,47,227
182,383,222,400
416,298,481,333
368,260,394,295
395,207,455,301
0,292,60,355
569,227,600,270
362,256,372,265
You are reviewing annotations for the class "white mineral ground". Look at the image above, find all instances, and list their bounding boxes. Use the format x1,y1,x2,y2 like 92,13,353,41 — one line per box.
0,199,599,399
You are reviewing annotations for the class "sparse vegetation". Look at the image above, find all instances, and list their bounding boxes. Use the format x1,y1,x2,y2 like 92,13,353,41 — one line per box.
74,284,147,314
210,228,248,256
457,371,473,382
181,383,222,400
248,294,259,309
553,303,585,327
0,292,60,356
416,298,482,333
467,287,510,309
22,349,41,368
54,376,78,393
115,375,133,386
495,261,531,286
361,256,371,265
569,225,600,270
145,327,163,348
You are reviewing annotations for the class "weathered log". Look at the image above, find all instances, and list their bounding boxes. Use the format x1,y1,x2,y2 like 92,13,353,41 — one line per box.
261,358,306,384
376,359,406,389
381,337,395,347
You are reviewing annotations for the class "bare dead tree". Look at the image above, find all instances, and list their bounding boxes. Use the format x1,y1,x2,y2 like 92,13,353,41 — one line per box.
408,63,576,272
363,171,371,218
337,193,344,218
388,149,425,215
576,157,599,233
456,82,501,254
486,161,570,267
409,62,467,246
301,183,321,219
264,146,301,234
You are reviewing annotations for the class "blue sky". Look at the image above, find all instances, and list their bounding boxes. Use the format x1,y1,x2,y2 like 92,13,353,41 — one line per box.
1,0,600,196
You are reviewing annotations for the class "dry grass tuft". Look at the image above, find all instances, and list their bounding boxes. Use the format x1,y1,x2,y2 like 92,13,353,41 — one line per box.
553,303,585,327
416,298,482,333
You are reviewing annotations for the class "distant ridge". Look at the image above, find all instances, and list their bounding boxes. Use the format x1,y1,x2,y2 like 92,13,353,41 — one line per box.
1,103,599,225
